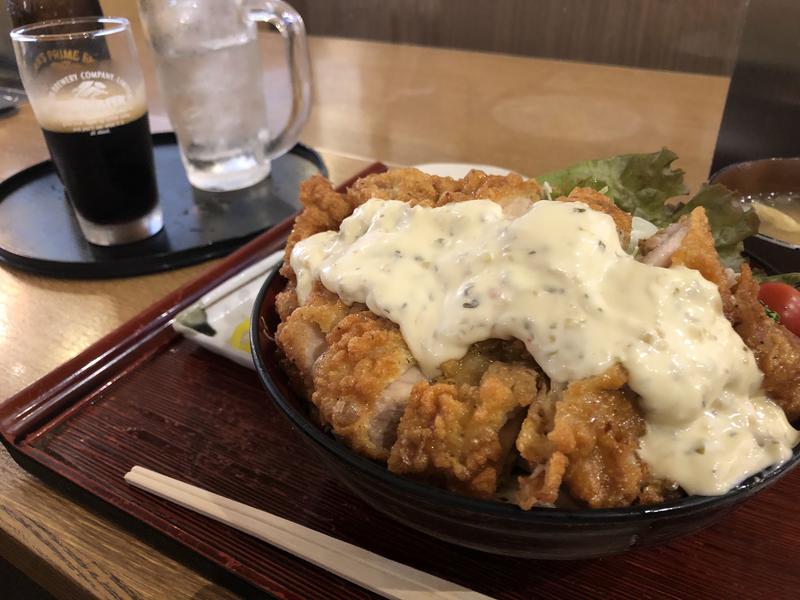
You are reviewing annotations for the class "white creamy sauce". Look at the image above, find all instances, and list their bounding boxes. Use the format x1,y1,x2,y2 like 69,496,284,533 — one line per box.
290,198,799,496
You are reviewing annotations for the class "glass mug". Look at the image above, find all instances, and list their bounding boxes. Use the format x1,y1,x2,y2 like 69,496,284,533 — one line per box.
11,17,163,245
138,0,312,192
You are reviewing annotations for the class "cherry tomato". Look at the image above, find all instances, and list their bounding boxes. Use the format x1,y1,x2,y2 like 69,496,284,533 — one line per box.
758,282,800,337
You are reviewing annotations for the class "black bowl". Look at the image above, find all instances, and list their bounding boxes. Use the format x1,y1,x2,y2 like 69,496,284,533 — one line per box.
251,268,800,559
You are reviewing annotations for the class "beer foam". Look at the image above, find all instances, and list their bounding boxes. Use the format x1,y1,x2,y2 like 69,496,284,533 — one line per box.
33,86,148,133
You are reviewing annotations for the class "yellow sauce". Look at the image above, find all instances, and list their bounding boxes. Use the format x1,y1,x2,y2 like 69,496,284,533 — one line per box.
746,192,800,246
291,198,798,496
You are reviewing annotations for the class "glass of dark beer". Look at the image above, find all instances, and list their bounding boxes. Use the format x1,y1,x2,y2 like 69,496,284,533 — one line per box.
11,17,162,245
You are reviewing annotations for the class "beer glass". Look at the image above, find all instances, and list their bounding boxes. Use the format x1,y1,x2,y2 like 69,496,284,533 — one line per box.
11,17,162,246
138,0,311,192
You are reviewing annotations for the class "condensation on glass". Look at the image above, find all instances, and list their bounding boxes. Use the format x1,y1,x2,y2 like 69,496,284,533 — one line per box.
138,0,312,192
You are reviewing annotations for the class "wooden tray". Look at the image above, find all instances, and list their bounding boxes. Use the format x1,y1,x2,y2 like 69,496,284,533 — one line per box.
3,163,800,599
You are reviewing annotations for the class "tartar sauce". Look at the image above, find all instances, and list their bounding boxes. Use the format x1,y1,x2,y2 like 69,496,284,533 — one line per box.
290,198,799,495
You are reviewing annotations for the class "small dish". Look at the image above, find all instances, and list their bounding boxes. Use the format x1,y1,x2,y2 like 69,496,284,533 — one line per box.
173,250,283,368
251,269,800,559
710,158,800,272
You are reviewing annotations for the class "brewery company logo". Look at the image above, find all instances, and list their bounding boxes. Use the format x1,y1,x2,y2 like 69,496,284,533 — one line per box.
49,70,133,100
33,48,96,72
73,80,108,99
45,70,141,133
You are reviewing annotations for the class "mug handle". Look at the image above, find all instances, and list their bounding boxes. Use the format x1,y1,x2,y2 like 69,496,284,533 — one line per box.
246,1,312,160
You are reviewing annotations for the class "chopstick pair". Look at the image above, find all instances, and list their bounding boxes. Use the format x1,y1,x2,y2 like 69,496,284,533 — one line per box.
124,466,489,600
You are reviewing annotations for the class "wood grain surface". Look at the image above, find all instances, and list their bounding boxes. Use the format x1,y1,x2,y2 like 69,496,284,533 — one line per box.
12,320,800,600
291,0,747,75
0,4,731,597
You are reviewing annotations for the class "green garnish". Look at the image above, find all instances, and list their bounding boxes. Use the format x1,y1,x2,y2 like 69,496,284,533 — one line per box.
763,303,781,323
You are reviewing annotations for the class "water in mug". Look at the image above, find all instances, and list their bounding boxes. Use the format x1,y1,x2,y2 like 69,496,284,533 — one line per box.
150,4,271,191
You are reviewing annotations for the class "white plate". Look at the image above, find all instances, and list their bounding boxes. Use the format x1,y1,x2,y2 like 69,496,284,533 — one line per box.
413,162,518,178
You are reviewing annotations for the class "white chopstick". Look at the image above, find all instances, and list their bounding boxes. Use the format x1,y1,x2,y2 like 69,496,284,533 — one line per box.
124,466,490,600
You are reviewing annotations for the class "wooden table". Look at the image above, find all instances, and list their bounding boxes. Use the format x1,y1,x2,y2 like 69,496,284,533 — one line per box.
0,28,730,599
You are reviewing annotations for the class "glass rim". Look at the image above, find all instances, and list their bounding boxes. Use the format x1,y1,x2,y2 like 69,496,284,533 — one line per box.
10,16,130,43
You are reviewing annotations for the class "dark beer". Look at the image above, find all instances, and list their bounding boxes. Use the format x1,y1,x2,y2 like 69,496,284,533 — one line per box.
12,16,162,244
42,111,159,225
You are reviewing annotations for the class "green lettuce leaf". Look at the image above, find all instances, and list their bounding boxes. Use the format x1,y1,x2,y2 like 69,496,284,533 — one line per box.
537,148,687,226
673,183,760,269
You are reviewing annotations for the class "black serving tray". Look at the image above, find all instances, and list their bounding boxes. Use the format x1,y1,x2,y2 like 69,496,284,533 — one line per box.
0,132,326,278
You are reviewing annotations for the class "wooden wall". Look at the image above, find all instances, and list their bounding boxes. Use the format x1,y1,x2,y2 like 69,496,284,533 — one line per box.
289,0,749,74
3,0,749,77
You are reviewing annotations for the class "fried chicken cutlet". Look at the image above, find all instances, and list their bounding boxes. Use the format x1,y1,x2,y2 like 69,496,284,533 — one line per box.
275,166,797,511
516,365,676,509
277,168,545,473
733,265,800,421
640,206,734,316
312,312,424,460
388,362,538,498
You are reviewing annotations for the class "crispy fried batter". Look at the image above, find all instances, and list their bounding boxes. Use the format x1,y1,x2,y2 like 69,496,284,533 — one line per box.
559,187,633,247
517,453,568,509
516,366,674,509
436,170,541,216
311,312,422,460
346,168,541,216
275,283,359,391
439,339,535,387
516,383,559,466
388,363,537,498
515,382,563,507
346,168,460,208
280,176,355,282
550,366,647,508
446,169,539,199
640,207,733,316
669,207,733,316
639,469,680,505
275,282,300,322
733,265,800,421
